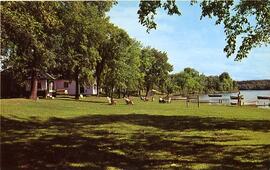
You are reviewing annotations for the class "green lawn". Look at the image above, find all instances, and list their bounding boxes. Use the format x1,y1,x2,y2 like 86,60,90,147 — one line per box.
1,97,270,169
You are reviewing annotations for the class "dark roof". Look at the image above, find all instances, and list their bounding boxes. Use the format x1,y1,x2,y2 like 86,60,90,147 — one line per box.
28,72,56,80
43,73,56,80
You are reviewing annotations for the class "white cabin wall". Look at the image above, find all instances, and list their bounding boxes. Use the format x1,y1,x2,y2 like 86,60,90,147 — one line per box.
26,79,97,95
67,81,76,95
25,80,47,91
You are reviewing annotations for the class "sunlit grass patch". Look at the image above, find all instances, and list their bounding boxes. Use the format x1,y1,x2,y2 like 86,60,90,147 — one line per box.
2,97,270,120
109,149,126,156
67,162,99,168
190,163,220,170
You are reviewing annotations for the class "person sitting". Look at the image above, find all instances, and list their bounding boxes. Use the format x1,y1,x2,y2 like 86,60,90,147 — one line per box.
124,97,134,105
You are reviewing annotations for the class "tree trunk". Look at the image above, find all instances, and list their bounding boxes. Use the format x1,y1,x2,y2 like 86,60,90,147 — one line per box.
75,74,80,100
105,87,109,97
146,86,150,97
30,71,38,100
110,85,114,99
95,58,105,97
96,80,100,97
96,75,101,97
118,89,121,98
123,89,127,98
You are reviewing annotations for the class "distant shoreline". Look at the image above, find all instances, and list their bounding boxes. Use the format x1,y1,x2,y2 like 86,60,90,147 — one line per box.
236,80,270,90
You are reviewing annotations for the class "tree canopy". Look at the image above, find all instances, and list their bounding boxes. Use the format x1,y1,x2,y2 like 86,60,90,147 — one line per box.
55,2,112,99
101,26,132,97
138,0,270,60
1,1,116,99
1,2,62,99
1,1,243,99
140,47,173,96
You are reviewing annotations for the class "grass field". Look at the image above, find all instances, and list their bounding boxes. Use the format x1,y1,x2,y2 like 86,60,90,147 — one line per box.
1,97,270,169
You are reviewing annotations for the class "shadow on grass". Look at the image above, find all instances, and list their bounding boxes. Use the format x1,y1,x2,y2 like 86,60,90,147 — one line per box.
1,114,270,170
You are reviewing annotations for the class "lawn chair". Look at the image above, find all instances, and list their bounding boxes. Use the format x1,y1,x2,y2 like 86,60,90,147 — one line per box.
46,93,54,99
159,98,166,103
165,97,171,103
107,97,116,105
140,96,149,101
159,96,171,103
124,97,134,105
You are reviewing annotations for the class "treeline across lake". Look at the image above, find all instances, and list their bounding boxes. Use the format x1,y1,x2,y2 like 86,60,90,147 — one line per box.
237,80,270,90
166,68,238,95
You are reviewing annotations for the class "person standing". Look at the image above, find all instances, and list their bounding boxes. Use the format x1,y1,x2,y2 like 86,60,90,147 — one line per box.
237,91,241,106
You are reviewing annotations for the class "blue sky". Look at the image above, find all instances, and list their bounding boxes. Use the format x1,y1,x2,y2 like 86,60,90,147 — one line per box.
107,1,270,81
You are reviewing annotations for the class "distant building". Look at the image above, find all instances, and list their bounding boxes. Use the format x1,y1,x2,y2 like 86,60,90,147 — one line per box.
53,79,97,96
25,73,97,96
1,69,97,98
25,72,56,97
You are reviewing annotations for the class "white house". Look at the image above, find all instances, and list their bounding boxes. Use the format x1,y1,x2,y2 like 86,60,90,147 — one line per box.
54,79,97,95
25,73,55,94
26,73,97,96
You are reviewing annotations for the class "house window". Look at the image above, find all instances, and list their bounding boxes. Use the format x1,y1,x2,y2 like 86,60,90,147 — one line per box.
37,82,41,89
64,82,69,88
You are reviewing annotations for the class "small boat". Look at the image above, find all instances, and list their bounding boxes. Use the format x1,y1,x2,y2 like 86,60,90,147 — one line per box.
244,101,257,106
208,94,222,97
257,96,270,100
230,95,244,100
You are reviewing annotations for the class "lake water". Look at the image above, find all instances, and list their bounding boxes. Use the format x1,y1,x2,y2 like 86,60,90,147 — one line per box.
200,90,270,108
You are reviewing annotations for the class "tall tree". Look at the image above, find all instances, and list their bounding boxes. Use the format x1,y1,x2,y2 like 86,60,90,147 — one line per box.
1,2,62,100
163,76,177,95
102,27,132,98
140,47,173,96
56,2,113,99
95,23,119,96
139,47,155,95
204,76,220,93
137,0,270,60
121,39,142,96
218,72,234,91
173,68,204,94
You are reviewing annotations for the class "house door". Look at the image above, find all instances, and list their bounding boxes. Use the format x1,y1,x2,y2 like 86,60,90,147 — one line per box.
48,82,54,91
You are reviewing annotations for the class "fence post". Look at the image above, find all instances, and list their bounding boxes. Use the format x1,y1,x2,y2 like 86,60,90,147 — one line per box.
186,96,189,108
197,95,200,108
